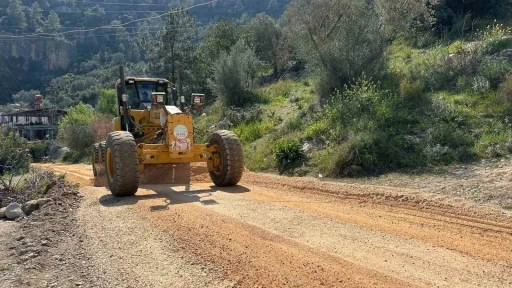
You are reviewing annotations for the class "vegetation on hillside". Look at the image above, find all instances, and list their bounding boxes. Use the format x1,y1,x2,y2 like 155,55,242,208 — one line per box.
2,0,512,178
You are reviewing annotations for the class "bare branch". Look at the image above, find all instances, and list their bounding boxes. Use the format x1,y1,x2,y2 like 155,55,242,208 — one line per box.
326,12,343,39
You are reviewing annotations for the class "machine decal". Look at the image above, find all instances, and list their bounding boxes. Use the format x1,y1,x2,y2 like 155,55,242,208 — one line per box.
174,125,188,139
171,125,190,151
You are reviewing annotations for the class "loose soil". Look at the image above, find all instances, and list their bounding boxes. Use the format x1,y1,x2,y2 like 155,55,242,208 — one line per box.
2,161,510,288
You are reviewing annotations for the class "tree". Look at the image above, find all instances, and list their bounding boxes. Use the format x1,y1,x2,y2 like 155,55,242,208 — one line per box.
28,2,45,33
208,40,262,107
13,90,40,108
46,11,61,34
247,13,282,77
57,103,95,152
6,0,27,31
202,21,241,61
84,5,106,27
97,89,117,117
191,21,241,94
374,0,435,40
147,8,196,98
281,0,385,98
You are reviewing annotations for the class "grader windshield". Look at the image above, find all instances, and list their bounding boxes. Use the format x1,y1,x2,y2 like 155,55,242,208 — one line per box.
116,78,171,110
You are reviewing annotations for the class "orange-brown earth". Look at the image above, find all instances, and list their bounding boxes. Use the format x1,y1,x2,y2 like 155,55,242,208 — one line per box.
32,163,512,288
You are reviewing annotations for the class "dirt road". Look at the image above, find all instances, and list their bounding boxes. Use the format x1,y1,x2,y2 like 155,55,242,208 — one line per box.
34,163,512,288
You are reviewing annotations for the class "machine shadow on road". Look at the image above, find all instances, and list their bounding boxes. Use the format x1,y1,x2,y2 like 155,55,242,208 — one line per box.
98,184,251,210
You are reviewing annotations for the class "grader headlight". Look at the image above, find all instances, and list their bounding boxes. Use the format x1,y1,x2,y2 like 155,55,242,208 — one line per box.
152,92,165,104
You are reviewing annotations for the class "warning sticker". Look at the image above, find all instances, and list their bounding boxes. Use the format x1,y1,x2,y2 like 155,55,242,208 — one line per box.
171,138,190,151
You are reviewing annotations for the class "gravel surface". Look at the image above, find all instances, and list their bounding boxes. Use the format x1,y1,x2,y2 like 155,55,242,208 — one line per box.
26,162,512,288
335,157,512,210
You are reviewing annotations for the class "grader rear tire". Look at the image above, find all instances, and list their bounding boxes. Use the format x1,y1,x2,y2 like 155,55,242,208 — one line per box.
105,131,139,197
208,130,244,187
92,143,100,177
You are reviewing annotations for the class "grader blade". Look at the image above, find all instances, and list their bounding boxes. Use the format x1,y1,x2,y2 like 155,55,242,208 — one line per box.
139,163,191,185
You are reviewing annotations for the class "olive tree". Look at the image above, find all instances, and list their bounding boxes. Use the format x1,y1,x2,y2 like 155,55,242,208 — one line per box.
58,102,95,153
247,13,282,78
281,0,386,98
208,40,262,107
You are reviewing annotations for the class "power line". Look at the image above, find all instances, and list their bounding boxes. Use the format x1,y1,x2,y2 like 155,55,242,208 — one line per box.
0,24,208,41
70,1,171,6
0,25,167,28
39,10,171,13
0,70,19,101
0,0,217,39
0,58,24,91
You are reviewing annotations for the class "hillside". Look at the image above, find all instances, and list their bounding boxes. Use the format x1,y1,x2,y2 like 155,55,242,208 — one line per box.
0,0,291,105
2,0,512,178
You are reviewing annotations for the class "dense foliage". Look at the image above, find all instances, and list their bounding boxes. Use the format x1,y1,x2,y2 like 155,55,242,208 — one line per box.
2,0,512,177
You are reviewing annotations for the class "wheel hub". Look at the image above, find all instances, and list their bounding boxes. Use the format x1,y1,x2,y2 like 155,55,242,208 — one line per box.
211,144,223,175
106,148,114,181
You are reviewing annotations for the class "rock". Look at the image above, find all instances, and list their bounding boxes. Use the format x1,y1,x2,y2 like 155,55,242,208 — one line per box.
499,48,512,61
15,235,25,241
302,142,313,154
22,200,39,216
0,207,6,218
36,198,53,207
5,203,24,220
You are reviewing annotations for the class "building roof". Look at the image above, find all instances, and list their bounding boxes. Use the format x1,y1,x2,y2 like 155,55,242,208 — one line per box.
3,108,67,117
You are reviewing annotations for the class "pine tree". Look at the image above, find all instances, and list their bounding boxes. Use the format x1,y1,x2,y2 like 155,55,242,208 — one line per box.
6,0,27,32
46,11,61,34
147,7,196,93
28,2,44,32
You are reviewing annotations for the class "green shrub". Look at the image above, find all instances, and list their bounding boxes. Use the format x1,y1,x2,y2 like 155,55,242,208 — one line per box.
303,119,329,140
479,37,512,56
0,132,31,192
29,141,49,162
274,138,307,174
456,75,473,92
399,80,425,104
391,46,480,93
474,123,512,158
58,102,96,153
281,116,304,134
497,75,512,104
223,106,263,126
232,121,275,143
62,151,90,164
243,136,278,172
472,76,491,93
478,59,512,89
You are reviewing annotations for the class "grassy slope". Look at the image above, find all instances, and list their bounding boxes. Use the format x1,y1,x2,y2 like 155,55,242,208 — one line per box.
196,27,512,177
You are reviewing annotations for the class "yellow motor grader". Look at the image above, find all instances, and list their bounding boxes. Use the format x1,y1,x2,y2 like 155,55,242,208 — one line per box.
91,66,244,197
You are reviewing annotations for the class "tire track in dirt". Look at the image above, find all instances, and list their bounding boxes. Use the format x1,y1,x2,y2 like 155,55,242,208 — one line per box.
131,187,414,288
133,184,512,288
225,184,512,263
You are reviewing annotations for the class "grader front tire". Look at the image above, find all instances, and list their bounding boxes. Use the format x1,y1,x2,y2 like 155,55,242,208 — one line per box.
105,131,139,197
208,130,244,187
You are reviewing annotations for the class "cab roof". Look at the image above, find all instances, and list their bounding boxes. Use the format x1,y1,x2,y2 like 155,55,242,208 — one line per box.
115,77,170,85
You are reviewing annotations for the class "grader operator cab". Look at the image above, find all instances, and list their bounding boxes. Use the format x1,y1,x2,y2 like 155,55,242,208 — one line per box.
91,66,244,197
